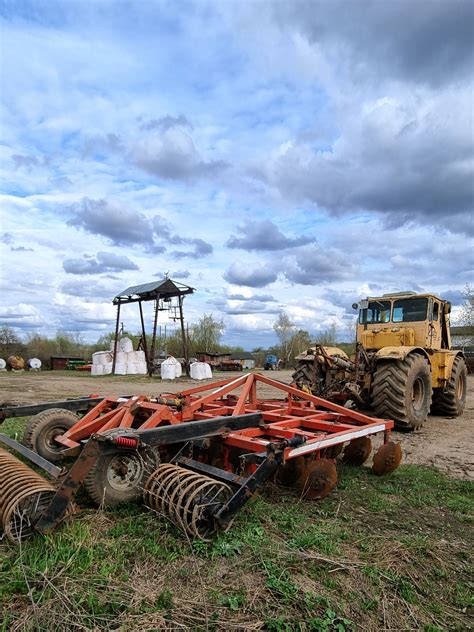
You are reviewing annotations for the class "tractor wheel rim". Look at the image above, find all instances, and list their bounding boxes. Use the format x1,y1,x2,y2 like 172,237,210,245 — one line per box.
44,427,67,451
412,377,425,411
107,455,143,490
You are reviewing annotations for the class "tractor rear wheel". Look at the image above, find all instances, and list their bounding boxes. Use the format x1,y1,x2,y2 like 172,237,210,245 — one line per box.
431,356,467,417
371,354,432,430
23,408,79,462
84,446,160,507
292,362,313,389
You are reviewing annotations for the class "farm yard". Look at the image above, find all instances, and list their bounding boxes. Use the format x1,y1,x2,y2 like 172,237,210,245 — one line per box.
1,371,472,631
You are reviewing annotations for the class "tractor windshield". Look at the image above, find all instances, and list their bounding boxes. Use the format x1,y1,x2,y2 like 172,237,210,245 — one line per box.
392,297,428,322
359,300,391,324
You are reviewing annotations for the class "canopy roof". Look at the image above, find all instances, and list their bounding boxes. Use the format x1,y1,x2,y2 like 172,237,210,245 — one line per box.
113,278,195,304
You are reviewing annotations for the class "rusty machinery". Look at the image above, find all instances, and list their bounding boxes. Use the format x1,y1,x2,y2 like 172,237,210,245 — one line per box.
0,373,401,544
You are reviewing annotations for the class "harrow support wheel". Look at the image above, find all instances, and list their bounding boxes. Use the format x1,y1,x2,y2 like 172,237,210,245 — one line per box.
372,442,402,476
342,437,372,466
23,408,79,462
84,446,160,506
299,458,337,500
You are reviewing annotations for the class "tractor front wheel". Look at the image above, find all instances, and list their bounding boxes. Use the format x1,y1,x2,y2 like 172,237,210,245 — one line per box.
371,354,432,430
431,356,467,417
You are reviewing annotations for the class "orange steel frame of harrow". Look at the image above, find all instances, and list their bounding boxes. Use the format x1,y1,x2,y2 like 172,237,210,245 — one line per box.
54,373,393,459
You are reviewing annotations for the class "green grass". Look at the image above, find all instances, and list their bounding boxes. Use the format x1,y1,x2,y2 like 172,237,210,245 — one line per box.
1,432,473,630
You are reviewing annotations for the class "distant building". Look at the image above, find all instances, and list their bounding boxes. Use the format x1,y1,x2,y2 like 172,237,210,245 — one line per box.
231,352,256,370
451,326,474,374
196,352,242,371
451,326,474,348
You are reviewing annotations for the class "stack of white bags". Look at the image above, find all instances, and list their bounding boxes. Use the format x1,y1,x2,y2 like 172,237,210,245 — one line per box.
160,356,183,379
91,337,148,376
190,362,212,380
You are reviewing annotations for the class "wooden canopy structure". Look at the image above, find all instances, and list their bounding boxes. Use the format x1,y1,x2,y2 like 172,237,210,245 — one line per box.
112,278,195,376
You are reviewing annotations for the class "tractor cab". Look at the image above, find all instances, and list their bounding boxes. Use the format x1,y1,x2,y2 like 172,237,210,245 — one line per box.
355,292,451,351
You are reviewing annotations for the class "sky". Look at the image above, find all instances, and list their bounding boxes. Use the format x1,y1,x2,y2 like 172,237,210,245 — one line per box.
0,0,473,350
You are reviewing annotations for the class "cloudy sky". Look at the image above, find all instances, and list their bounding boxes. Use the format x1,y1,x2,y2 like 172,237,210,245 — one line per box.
1,0,473,349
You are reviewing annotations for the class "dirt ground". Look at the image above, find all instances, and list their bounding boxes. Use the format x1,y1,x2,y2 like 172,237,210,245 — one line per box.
1,369,472,480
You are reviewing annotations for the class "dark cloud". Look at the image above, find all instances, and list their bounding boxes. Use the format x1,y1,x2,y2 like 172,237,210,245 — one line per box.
438,289,464,307
132,127,228,181
140,115,193,132
224,302,281,315
82,133,124,157
1,233,14,244
67,198,160,250
152,215,172,240
209,295,279,315
260,94,474,235
60,279,118,300
63,251,139,275
272,0,474,87
227,220,315,251
12,154,41,170
170,269,191,279
171,238,213,259
223,262,278,288
227,293,276,302
11,246,34,252
283,246,354,285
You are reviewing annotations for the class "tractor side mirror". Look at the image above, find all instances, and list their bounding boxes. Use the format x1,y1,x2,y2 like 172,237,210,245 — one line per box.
444,302,452,314
352,303,359,310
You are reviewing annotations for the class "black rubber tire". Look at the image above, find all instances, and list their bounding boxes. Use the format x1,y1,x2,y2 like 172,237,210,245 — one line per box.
84,446,160,507
22,408,79,462
292,363,313,387
371,354,432,430
431,356,467,417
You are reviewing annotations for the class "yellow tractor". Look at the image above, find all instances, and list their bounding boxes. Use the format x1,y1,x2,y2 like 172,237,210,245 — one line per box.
292,291,467,430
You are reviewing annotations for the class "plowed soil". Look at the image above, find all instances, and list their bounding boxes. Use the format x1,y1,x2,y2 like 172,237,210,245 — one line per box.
1,370,472,479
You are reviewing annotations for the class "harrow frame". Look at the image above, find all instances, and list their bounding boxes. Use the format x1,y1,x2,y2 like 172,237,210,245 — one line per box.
1,373,399,543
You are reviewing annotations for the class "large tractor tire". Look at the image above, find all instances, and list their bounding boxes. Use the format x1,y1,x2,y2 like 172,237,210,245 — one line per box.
431,356,467,417
84,445,160,507
292,362,313,389
371,354,432,430
23,408,79,462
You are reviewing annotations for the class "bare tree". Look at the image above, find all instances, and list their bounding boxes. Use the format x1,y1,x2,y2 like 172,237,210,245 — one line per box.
273,311,296,367
0,325,20,347
459,283,473,327
314,323,338,346
190,314,225,353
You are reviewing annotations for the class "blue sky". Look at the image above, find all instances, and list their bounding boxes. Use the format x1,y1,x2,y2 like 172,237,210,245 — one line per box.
0,0,473,349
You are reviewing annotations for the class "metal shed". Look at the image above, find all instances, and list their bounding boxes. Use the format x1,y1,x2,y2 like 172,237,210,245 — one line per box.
112,278,195,376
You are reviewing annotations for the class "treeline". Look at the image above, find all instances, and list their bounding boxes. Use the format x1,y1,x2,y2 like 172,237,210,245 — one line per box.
0,312,355,370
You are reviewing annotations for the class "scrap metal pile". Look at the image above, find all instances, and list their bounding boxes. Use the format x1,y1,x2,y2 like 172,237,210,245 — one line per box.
0,373,401,544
